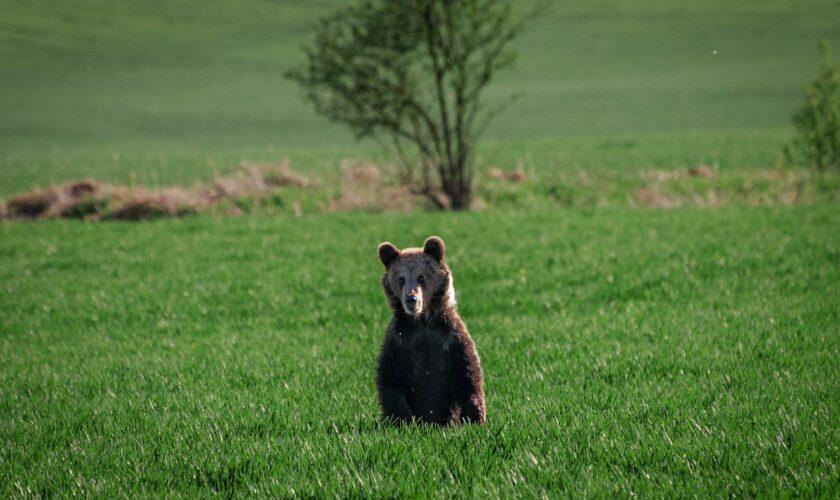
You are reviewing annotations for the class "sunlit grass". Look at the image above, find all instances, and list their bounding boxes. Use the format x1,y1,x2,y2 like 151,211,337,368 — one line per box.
2,206,838,495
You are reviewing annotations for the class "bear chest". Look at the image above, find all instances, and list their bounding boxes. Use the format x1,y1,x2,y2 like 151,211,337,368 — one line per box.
395,329,455,380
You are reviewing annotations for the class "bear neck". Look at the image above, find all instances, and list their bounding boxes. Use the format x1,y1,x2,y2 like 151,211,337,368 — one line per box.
395,305,449,327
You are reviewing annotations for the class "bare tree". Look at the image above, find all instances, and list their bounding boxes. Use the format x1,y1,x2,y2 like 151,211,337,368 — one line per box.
286,0,524,209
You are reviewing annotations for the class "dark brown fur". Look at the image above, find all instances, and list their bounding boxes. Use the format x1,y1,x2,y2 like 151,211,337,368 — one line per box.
375,236,486,425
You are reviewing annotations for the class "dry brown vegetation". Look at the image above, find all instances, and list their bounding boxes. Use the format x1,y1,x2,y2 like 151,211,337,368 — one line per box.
329,161,423,212
629,164,824,208
487,165,527,183
1,161,315,221
2,160,837,221
0,160,434,221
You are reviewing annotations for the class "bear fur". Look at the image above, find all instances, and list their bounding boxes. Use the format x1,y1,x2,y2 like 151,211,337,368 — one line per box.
375,236,486,425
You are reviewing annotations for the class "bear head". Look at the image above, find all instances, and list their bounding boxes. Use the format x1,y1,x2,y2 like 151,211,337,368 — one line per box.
377,236,455,318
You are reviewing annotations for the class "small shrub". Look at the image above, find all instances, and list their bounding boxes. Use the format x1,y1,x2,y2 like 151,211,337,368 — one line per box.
232,196,254,213
59,195,109,219
787,39,840,171
265,193,286,208
542,182,576,206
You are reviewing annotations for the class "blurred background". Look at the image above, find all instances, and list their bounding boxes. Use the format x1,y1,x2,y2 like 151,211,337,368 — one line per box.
3,0,839,196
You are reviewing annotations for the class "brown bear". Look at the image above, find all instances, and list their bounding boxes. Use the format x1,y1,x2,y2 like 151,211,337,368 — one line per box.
375,236,486,425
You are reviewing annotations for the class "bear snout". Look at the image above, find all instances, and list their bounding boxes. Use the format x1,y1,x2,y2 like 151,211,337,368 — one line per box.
403,294,422,314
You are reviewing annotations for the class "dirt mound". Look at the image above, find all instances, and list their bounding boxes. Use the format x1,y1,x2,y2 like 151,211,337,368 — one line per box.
5,180,105,219
2,160,314,221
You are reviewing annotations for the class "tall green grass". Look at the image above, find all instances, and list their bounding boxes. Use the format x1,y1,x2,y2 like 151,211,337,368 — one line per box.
1,206,838,496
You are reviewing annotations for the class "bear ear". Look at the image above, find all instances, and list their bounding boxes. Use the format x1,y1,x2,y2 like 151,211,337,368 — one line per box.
423,236,445,262
377,242,400,268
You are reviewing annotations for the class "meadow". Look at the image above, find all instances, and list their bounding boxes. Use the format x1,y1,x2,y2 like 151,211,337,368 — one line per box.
2,0,840,496
2,207,839,496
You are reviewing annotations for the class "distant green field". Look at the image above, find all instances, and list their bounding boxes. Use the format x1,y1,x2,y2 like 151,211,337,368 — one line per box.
2,0,840,195
1,207,838,496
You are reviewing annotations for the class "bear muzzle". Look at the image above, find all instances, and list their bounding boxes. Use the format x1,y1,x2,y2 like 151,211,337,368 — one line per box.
403,293,423,315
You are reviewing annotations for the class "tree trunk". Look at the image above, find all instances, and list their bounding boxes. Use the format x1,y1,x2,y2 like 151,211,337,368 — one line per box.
447,185,471,210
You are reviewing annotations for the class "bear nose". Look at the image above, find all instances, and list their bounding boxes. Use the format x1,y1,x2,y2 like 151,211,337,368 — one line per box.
405,295,418,306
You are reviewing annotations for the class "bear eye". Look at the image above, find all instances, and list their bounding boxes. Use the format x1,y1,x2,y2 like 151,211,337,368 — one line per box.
397,277,405,286
417,275,426,284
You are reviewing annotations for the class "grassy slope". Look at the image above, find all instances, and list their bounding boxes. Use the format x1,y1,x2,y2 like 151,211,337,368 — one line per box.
1,207,838,496
2,0,840,195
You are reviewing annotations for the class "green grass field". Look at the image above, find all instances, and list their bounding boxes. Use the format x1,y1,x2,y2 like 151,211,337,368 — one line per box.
2,0,840,195
2,207,839,496
2,0,840,496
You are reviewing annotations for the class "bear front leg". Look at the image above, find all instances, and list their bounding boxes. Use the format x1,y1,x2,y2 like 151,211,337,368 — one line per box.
456,383,485,424
376,339,413,424
452,339,486,424
377,385,413,424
